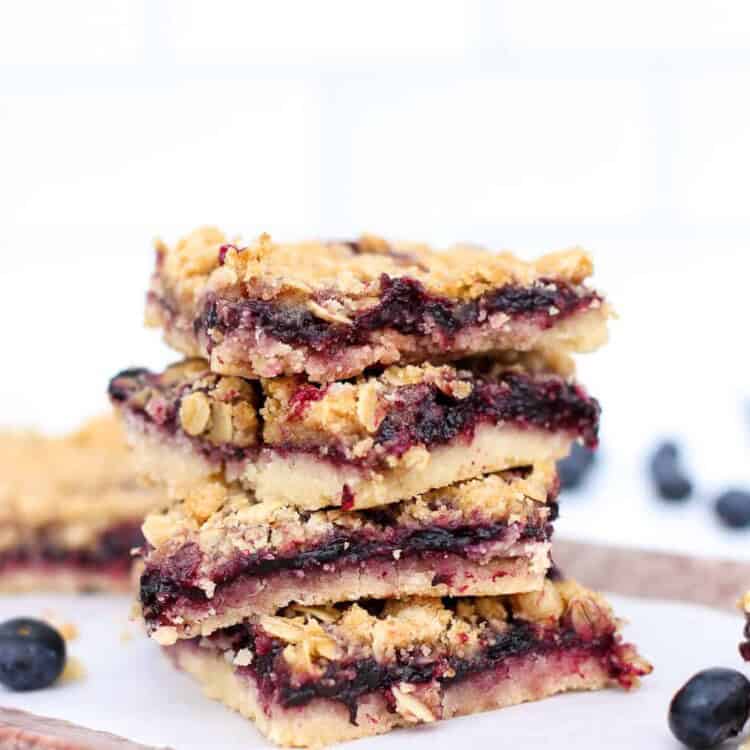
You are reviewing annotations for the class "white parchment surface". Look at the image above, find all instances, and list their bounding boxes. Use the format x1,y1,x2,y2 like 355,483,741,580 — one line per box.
0,594,744,749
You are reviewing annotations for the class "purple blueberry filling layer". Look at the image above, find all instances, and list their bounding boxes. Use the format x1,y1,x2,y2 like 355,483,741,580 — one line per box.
198,614,625,721
0,522,144,576
194,274,600,356
140,510,555,624
373,373,600,454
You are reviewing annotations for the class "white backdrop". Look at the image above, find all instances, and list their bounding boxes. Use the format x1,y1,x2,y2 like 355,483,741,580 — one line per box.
1,0,748,560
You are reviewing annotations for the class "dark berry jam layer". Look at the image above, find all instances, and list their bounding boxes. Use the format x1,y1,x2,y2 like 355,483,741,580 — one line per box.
140,513,554,625
372,372,599,454
197,274,600,356
203,615,630,721
0,522,144,577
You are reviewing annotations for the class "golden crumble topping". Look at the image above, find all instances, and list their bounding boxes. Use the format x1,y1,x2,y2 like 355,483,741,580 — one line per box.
142,463,556,559
133,359,260,449
248,579,621,675
154,226,597,315
0,414,163,549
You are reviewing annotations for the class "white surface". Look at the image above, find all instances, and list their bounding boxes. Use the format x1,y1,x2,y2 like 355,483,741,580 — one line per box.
0,593,744,749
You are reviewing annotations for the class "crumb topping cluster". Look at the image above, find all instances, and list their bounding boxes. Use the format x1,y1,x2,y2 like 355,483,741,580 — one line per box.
153,227,597,317
138,359,260,448
217,579,619,675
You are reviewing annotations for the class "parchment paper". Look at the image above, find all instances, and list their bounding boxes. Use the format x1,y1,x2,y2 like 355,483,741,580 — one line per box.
0,592,745,749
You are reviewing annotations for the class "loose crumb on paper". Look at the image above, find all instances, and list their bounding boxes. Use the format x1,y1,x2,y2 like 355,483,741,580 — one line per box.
41,612,79,642
60,656,86,684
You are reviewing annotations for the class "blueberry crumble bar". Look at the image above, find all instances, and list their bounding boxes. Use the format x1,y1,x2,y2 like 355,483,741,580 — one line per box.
0,415,163,592
740,592,750,661
164,578,651,747
146,228,610,383
109,353,598,511
139,464,558,644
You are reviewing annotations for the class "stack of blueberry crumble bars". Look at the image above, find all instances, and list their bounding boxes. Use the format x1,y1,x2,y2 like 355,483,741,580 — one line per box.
109,228,651,747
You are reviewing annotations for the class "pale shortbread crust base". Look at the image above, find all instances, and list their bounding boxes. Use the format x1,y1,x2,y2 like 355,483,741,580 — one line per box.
124,419,571,511
149,542,549,643
168,639,615,747
253,427,569,510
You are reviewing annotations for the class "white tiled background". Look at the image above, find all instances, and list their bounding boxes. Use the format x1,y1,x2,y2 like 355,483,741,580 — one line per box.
1,0,749,560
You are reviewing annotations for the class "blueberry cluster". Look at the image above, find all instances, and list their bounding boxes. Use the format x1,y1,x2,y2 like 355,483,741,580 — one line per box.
648,440,750,530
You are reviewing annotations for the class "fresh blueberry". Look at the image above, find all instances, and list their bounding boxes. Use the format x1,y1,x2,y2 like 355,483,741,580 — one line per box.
669,667,750,749
715,490,750,529
557,442,596,490
0,618,66,691
649,441,693,501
